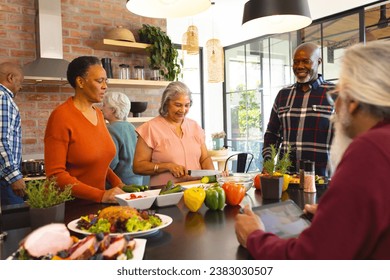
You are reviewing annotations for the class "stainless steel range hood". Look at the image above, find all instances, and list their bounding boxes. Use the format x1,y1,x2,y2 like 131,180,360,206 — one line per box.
23,0,69,85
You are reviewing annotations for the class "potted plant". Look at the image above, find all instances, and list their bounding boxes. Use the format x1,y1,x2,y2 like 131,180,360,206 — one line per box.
211,131,226,150
25,178,73,229
261,144,292,199
138,24,181,81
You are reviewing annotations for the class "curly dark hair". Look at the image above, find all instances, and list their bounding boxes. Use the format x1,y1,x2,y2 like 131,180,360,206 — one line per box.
67,56,101,88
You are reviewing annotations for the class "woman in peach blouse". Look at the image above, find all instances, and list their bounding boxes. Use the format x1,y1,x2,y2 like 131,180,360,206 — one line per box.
133,81,214,186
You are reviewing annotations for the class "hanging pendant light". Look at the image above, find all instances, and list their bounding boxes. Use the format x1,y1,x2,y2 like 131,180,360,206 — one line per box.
126,0,211,19
242,0,312,34
182,25,199,55
206,38,224,83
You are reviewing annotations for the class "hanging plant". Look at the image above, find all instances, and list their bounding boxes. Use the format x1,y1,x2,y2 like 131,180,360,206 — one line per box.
138,24,181,81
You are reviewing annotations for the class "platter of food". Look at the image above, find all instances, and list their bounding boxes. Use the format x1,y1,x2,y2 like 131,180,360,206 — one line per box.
67,206,173,237
7,223,147,260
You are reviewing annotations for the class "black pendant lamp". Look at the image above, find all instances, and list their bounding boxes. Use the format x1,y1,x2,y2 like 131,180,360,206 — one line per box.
242,0,312,34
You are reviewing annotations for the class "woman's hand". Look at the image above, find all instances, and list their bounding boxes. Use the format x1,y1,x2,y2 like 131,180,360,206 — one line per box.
169,163,186,178
101,187,125,203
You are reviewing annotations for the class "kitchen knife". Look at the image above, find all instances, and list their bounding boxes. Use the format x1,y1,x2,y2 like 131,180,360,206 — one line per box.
188,170,221,177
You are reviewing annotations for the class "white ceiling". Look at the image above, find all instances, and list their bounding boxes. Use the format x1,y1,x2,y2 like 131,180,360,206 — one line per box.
167,0,381,47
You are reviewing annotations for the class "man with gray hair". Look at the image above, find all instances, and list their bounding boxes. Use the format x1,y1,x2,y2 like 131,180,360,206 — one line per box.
235,40,390,259
0,62,26,205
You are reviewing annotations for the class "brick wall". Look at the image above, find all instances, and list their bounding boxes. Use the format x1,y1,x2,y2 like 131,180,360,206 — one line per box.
0,0,167,157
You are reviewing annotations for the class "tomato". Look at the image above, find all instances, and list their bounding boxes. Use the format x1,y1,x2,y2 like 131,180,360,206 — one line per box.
221,182,246,206
254,174,262,190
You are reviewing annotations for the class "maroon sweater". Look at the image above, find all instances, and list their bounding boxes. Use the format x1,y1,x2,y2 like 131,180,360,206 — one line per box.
247,121,390,259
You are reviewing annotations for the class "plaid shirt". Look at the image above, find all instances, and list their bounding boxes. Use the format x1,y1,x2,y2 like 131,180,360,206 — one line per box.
0,83,23,183
262,75,335,176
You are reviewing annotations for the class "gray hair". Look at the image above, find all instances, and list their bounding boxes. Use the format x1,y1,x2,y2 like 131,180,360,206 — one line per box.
159,81,193,116
339,40,390,119
103,91,131,120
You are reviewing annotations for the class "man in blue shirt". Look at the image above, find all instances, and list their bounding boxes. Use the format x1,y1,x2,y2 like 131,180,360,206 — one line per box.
0,62,26,205
262,43,335,176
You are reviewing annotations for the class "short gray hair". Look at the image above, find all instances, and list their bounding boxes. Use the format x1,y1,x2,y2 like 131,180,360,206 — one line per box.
103,91,131,120
340,41,390,119
159,81,193,116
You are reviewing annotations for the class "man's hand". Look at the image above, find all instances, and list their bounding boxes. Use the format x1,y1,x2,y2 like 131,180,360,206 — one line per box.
11,178,26,197
303,203,318,216
235,205,265,248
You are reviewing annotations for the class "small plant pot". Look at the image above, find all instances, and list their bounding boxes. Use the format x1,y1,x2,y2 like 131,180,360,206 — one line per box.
260,176,283,200
29,202,65,230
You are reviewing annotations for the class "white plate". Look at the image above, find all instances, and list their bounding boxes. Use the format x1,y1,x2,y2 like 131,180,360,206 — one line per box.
67,214,173,237
7,238,147,260
132,238,147,260
155,192,183,207
115,190,160,209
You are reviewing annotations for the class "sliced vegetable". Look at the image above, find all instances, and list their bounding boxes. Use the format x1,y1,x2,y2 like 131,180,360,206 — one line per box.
200,175,217,184
160,180,184,195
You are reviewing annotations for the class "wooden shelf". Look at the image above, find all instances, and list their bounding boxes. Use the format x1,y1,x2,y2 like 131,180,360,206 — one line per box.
94,39,150,54
127,117,153,123
108,78,169,88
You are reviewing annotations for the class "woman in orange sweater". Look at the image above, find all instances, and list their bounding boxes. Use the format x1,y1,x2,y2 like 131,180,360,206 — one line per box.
44,56,125,203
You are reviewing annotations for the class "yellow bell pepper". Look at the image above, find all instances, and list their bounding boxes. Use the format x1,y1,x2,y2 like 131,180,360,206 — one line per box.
282,174,291,192
183,187,206,212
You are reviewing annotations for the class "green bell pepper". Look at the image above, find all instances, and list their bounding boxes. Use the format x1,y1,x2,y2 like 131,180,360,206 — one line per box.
204,185,226,211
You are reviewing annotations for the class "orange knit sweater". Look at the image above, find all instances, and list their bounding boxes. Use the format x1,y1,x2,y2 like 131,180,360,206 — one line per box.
44,97,122,202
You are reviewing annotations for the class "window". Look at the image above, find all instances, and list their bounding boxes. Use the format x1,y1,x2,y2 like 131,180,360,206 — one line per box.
177,47,203,127
224,34,295,171
222,5,384,171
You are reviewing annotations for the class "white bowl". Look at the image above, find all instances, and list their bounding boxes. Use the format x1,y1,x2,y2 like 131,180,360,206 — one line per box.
217,173,254,192
155,192,184,207
115,189,161,209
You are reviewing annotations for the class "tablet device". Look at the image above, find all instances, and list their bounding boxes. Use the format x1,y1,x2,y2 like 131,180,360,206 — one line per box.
251,200,311,238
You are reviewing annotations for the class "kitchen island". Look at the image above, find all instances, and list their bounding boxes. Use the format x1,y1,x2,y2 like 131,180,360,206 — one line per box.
0,186,327,260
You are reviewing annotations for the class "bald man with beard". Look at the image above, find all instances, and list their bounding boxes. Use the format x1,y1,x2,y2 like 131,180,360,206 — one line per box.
0,62,26,205
235,40,390,260
262,42,335,177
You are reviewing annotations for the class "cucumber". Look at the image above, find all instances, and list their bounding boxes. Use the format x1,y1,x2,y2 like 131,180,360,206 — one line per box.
201,175,217,184
122,185,141,193
160,185,184,195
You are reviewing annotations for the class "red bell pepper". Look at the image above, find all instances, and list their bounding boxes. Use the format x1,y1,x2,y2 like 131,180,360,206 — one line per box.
221,182,246,206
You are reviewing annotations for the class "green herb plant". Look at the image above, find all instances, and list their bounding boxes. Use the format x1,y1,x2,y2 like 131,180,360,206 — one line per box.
276,145,292,175
25,177,73,208
138,24,181,81
263,144,292,176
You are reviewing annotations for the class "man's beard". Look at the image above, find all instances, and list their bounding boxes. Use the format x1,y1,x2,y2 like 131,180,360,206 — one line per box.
329,104,353,175
296,75,311,84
